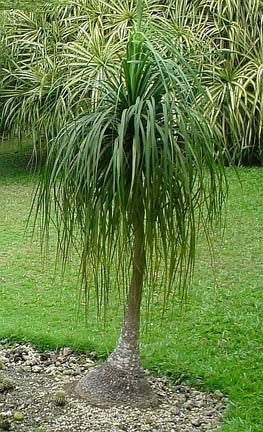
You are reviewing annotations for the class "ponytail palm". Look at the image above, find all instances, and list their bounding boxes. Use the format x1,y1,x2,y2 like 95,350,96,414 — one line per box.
36,20,227,406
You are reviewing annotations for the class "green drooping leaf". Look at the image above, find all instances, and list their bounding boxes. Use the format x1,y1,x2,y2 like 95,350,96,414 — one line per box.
35,29,228,318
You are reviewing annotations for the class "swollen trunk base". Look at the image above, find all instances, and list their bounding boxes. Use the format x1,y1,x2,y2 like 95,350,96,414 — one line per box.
74,362,160,408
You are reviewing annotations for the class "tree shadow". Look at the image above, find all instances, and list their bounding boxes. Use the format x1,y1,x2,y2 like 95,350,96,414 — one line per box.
0,150,45,184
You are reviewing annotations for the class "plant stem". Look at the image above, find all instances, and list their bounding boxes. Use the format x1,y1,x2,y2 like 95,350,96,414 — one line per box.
108,211,145,372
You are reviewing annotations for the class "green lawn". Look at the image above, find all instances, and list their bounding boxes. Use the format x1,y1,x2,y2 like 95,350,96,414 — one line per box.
0,148,262,431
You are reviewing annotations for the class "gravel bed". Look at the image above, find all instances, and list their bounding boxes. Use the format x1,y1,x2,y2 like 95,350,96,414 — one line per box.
0,341,227,432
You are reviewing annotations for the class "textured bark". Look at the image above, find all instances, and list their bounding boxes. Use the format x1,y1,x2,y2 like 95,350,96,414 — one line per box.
107,213,145,372
74,213,159,407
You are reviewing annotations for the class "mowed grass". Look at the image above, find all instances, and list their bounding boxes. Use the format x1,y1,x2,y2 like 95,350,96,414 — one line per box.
0,147,262,431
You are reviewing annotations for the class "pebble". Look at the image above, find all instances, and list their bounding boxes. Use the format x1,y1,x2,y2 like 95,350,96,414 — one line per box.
32,366,42,373
62,347,73,357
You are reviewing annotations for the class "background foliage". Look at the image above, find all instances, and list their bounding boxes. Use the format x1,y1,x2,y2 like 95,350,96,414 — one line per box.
0,0,262,164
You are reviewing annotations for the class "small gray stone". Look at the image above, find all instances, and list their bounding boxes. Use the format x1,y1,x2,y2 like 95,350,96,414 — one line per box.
214,390,224,398
32,366,42,373
62,347,73,357
184,400,194,409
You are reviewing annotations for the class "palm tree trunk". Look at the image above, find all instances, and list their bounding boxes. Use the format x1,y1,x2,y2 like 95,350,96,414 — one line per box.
74,211,159,407
107,213,145,372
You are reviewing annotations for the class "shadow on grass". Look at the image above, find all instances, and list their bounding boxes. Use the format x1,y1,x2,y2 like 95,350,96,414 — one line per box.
0,138,47,183
0,151,45,184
